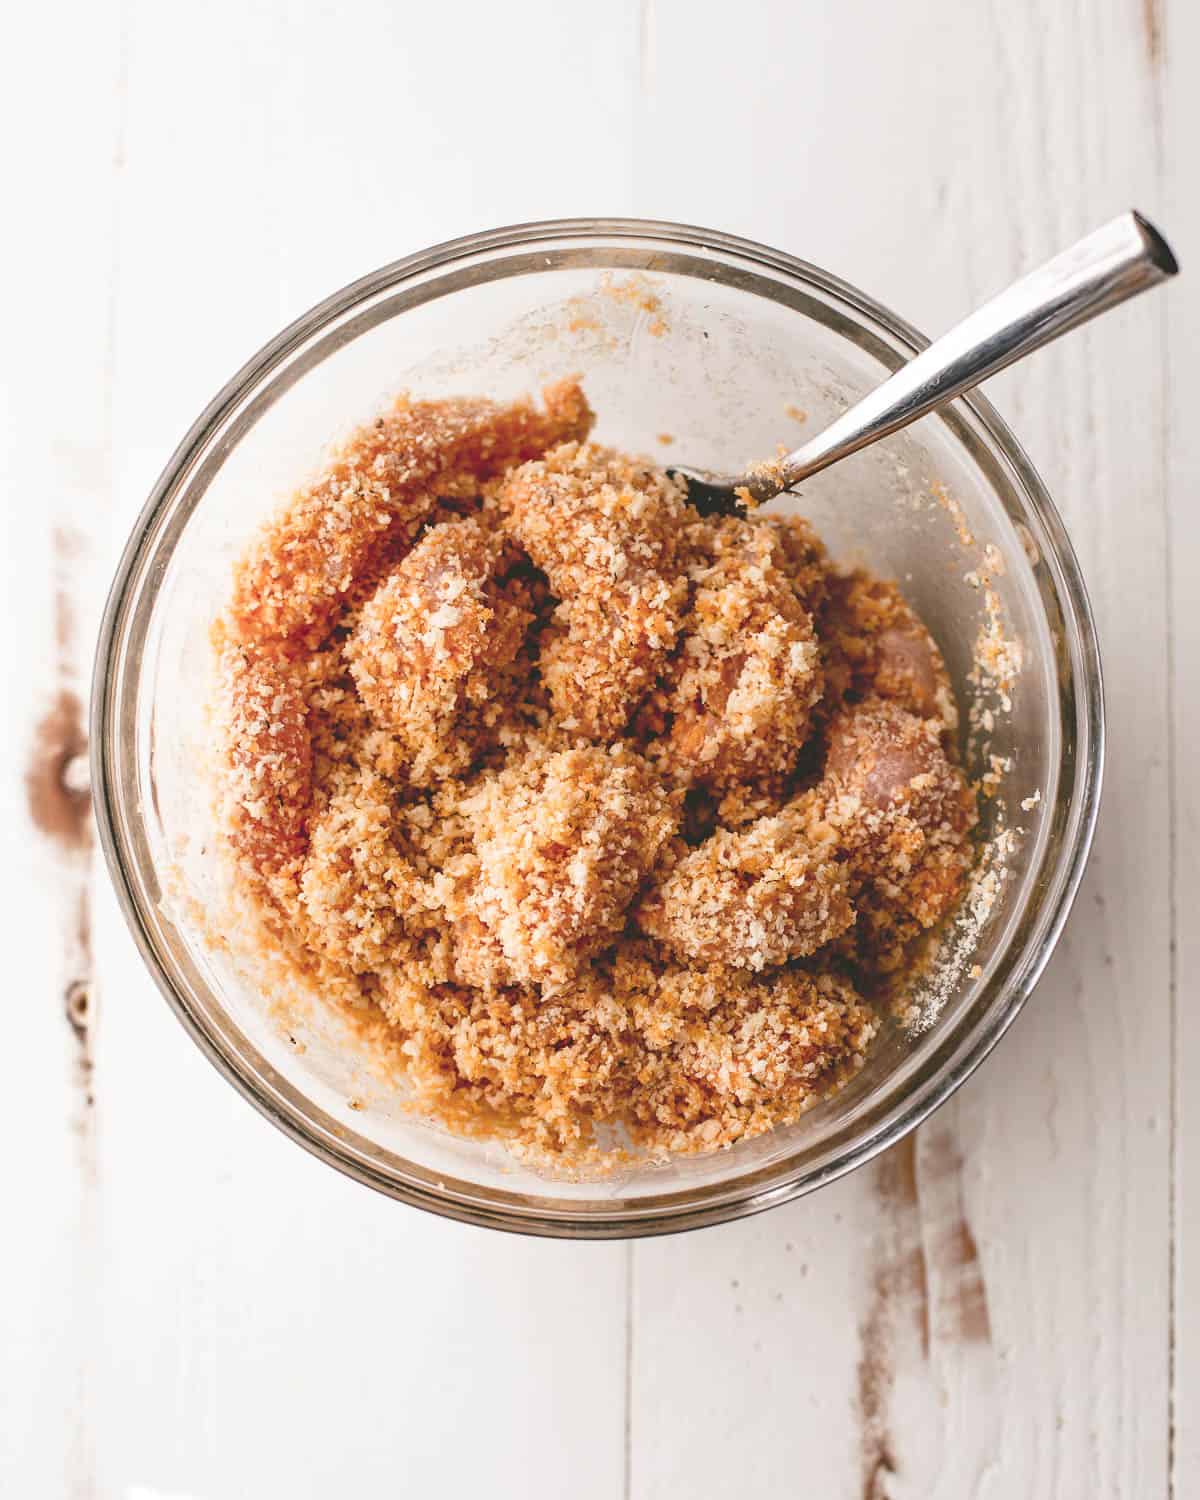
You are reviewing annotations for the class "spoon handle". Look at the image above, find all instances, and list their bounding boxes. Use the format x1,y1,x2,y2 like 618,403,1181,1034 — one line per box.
760,211,1178,498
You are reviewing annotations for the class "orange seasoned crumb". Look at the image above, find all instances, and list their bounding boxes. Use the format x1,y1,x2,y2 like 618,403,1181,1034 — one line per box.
500,442,689,740
463,744,678,987
598,271,663,315
213,381,979,1165
638,813,854,970
655,515,822,796
820,570,957,731
230,379,591,656
346,517,532,783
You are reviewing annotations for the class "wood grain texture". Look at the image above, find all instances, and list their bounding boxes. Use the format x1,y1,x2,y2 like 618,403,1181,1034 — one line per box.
2,0,1192,1496
0,0,124,1492
91,2,641,1496
631,1,1174,1496
1164,0,1199,1491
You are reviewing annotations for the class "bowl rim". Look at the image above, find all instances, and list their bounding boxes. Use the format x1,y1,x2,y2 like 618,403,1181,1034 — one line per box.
91,216,1104,1239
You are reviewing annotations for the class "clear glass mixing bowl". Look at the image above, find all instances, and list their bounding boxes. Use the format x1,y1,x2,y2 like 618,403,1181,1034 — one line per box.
92,220,1102,1238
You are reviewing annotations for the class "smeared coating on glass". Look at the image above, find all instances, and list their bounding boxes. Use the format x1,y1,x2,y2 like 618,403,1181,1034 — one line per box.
637,813,854,971
499,443,689,739
230,380,592,656
346,517,533,783
655,515,822,796
462,744,679,987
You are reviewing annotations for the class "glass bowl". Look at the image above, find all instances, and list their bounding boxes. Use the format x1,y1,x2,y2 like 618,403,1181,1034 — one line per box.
91,219,1102,1239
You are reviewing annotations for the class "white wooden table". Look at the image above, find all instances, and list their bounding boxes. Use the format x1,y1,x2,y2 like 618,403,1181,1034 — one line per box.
4,2,1196,1495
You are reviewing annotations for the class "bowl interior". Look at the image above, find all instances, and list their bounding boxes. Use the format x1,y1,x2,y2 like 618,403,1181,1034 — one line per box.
98,228,1096,1234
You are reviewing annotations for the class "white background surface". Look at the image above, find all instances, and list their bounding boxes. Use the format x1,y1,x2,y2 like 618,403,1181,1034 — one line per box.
2,1,1197,1496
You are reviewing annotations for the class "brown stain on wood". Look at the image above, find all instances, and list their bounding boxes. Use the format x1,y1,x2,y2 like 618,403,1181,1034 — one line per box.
65,976,95,1112
946,1218,991,1343
26,689,91,847
857,1271,897,1500
1142,0,1163,67
29,528,97,1114
857,1123,994,1493
920,1125,993,1345
858,1134,928,1497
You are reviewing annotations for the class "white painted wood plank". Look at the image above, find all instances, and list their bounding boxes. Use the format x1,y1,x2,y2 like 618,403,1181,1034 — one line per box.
92,2,640,1496
4,2,1190,1498
631,2,1173,1496
1164,0,1200,1492
0,3,124,1494
90,913,627,1499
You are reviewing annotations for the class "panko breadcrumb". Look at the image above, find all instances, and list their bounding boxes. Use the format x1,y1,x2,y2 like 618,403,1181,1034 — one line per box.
213,378,979,1164
638,814,853,971
346,516,532,783
655,515,823,797
230,380,592,655
463,744,679,987
499,442,689,740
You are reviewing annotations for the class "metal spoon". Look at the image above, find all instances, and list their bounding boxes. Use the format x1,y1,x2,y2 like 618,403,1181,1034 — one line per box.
670,210,1178,515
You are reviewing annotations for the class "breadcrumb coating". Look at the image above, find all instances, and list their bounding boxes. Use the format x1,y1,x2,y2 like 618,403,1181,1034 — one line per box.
230,379,592,656
821,570,957,730
346,517,533,783
297,765,420,973
637,814,853,971
500,442,689,739
463,744,679,987
214,383,977,1164
656,515,823,796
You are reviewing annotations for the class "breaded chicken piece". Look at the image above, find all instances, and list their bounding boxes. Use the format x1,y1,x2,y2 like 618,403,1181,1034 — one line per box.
657,515,822,795
820,571,956,729
374,946,876,1159
611,947,877,1147
463,744,680,986
642,693,975,975
296,765,421,973
216,636,312,876
345,516,532,783
230,379,592,656
500,443,689,739
799,697,977,969
427,982,636,1144
637,813,854,971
